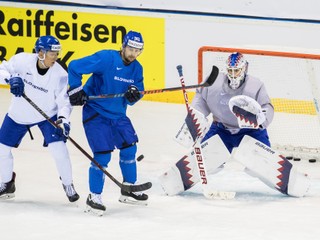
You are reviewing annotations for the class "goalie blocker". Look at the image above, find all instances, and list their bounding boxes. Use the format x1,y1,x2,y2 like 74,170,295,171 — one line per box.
232,135,310,197
174,106,210,149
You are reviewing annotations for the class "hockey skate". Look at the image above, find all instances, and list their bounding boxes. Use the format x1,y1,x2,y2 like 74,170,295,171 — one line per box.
119,182,148,206
85,193,106,216
62,183,80,202
0,172,16,200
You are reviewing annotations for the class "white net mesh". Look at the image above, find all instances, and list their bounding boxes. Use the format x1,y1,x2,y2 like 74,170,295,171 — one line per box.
199,47,320,160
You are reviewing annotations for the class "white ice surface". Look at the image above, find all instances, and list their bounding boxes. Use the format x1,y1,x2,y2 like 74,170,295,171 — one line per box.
1,88,320,240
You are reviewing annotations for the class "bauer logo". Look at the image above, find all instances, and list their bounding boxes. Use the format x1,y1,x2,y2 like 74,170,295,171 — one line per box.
255,141,275,154
194,147,208,184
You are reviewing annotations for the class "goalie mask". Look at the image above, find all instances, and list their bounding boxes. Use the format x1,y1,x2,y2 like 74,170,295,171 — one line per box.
226,52,248,89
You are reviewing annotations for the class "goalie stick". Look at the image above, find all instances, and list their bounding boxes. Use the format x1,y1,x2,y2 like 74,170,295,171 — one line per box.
177,65,235,200
21,93,152,193
87,65,219,100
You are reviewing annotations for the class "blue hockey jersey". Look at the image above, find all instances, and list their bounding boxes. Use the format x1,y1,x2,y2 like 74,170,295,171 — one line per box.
68,50,144,119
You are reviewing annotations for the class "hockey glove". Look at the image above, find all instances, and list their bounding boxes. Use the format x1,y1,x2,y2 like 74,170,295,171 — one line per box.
229,95,266,129
67,86,87,106
174,106,210,148
124,85,141,103
9,76,24,97
53,117,70,140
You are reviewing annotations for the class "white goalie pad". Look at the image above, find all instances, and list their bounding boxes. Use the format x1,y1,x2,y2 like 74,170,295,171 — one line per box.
159,135,230,196
174,122,194,149
174,106,210,148
229,95,266,129
232,135,310,197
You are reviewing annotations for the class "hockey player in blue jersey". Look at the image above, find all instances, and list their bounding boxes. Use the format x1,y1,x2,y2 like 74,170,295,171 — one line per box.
67,30,147,215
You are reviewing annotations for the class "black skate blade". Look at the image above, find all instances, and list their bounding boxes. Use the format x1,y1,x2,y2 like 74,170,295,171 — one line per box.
121,182,152,192
0,193,15,200
67,194,80,203
84,205,105,217
119,196,148,206
67,201,80,208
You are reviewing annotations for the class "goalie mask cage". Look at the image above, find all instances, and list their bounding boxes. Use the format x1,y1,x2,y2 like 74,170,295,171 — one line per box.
198,46,320,160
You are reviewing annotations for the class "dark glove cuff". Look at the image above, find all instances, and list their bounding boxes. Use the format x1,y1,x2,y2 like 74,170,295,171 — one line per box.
68,86,83,96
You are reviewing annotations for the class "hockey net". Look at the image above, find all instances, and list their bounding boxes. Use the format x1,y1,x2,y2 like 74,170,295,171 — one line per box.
198,46,320,161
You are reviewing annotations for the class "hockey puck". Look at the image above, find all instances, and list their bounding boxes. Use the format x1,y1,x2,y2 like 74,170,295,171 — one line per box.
286,156,293,160
137,154,144,162
293,158,301,161
309,159,316,163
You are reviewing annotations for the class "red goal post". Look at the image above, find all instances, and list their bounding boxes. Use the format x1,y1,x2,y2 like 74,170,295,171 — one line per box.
198,46,320,160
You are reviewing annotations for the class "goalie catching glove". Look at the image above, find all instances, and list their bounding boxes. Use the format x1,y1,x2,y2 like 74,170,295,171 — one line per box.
229,95,266,129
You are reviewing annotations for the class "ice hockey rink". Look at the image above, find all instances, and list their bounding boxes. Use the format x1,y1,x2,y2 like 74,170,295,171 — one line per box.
1,88,320,240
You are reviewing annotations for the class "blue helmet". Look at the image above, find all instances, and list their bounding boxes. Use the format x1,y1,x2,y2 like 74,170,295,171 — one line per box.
34,35,61,53
122,31,144,50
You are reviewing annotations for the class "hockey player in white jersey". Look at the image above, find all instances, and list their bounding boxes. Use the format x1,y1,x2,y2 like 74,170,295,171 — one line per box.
0,35,79,202
162,52,309,198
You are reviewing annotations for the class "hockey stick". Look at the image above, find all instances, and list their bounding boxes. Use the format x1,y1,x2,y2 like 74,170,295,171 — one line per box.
21,93,152,193
177,65,235,200
87,65,219,100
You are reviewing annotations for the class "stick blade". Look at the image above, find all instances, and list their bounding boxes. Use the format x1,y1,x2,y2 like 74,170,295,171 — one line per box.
202,65,219,87
121,181,152,192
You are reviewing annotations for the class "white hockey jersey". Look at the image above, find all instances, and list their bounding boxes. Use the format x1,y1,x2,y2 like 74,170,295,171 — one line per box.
0,52,71,124
192,72,274,132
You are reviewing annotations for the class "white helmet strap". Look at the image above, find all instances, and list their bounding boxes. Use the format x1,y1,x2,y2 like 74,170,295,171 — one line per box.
37,52,48,68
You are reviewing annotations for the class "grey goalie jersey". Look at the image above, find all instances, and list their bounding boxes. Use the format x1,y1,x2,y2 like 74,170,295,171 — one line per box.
191,72,274,132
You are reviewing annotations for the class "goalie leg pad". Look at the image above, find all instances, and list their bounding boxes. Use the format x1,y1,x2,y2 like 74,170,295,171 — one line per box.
159,151,204,196
159,165,185,196
232,135,309,197
174,122,194,149
159,135,230,195
287,169,310,197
